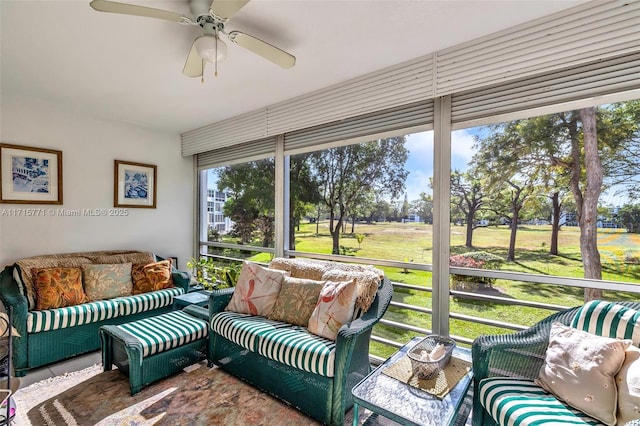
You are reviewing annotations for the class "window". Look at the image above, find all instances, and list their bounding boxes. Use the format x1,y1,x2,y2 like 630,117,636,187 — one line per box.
289,132,433,263
448,101,640,342
200,159,276,253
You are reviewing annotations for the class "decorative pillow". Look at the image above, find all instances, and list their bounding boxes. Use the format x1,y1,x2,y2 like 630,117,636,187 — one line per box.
225,262,288,316
571,300,640,345
321,269,380,314
131,263,151,295
267,277,325,326
535,322,632,425
81,263,133,301
142,260,174,291
307,279,358,341
32,267,87,310
617,345,640,425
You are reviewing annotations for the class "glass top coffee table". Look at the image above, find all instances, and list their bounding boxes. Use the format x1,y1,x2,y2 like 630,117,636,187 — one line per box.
351,336,473,426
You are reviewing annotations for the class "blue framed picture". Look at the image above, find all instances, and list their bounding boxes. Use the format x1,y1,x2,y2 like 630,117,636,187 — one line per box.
114,160,156,208
0,143,63,204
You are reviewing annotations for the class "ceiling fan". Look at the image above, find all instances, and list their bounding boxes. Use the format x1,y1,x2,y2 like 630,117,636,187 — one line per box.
89,0,296,80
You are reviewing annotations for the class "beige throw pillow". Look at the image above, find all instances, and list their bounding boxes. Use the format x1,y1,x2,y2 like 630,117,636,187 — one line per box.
267,277,325,326
535,322,632,425
616,345,640,425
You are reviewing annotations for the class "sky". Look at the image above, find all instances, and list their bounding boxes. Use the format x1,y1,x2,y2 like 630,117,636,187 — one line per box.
402,129,476,202
207,127,630,207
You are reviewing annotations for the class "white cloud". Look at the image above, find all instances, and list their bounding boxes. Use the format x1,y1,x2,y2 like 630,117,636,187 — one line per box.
451,129,477,170
405,131,434,159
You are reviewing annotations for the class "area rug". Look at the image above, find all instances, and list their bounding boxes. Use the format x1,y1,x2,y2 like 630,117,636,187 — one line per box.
13,362,329,426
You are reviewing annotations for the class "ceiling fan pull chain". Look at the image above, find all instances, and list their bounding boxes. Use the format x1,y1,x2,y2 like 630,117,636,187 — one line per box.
201,59,205,83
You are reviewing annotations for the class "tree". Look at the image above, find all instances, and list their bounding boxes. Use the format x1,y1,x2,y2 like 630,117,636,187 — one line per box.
617,203,640,233
474,125,537,261
401,193,410,220
289,156,322,249
307,137,409,254
410,192,433,224
217,159,275,246
472,102,640,301
450,170,486,248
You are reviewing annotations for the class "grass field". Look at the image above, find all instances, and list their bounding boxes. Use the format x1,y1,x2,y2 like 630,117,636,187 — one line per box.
221,221,640,358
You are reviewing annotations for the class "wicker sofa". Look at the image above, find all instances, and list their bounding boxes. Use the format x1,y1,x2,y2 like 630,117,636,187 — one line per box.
0,250,190,376
187,258,393,426
472,300,640,426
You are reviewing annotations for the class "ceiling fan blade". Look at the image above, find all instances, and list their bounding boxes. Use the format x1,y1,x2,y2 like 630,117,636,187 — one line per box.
183,39,204,78
90,0,192,24
209,0,250,22
228,31,295,69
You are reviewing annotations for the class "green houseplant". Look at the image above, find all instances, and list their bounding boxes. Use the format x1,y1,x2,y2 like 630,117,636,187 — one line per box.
186,257,241,291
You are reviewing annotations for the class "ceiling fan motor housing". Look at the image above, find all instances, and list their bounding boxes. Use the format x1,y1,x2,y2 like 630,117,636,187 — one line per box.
189,0,212,20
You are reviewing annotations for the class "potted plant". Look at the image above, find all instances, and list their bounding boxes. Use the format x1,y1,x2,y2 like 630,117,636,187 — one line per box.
187,257,241,291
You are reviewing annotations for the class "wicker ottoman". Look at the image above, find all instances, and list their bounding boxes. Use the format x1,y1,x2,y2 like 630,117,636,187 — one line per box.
100,310,208,395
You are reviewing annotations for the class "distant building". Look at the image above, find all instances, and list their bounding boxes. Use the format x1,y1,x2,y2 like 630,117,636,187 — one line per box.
207,190,234,233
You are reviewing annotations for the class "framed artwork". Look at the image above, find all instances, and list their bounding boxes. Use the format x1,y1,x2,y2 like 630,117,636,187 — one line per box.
0,143,63,204
114,160,157,208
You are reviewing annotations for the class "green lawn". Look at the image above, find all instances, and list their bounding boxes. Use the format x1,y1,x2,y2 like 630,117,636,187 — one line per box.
293,221,640,358
221,221,640,359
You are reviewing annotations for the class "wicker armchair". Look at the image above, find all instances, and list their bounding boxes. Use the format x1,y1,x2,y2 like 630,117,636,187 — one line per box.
471,301,640,426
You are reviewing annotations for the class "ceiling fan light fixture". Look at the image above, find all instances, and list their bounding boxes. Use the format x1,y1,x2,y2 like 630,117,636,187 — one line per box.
194,35,227,63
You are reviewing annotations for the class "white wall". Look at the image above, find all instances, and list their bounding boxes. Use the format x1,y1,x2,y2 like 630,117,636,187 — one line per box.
0,97,193,270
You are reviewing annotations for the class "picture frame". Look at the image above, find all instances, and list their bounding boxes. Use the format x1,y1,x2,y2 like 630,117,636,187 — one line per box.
114,160,157,208
0,143,63,204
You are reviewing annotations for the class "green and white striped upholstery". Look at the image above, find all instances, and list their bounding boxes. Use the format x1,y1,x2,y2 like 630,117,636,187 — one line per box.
257,326,336,377
27,299,120,333
114,287,184,316
116,310,208,358
211,311,337,377
478,378,602,425
571,300,640,345
211,311,290,350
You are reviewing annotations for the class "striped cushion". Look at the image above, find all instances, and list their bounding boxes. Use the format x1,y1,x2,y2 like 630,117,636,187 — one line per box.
27,299,119,333
571,300,640,345
116,310,208,358
114,287,184,316
478,378,602,425
210,311,290,351
257,326,336,377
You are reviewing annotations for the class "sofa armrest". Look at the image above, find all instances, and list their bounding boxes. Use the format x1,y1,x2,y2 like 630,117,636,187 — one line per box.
208,287,235,316
154,254,191,293
338,277,393,341
0,265,29,374
171,270,191,293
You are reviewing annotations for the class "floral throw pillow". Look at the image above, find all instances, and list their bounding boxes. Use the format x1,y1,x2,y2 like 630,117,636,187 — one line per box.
225,262,288,316
307,279,358,341
267,277,325,326
32,267,88,310
142,260,174,292
131,263,151,295
82,263,133,301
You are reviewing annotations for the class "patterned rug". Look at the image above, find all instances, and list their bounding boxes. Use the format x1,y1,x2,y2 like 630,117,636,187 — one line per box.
12,362,334,426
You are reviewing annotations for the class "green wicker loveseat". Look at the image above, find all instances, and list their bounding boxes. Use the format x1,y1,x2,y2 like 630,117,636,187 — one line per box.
0,250,190,376
472,300,640,426
189,258,393,426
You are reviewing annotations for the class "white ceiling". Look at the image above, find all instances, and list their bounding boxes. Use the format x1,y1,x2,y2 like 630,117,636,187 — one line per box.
1,0,588,135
